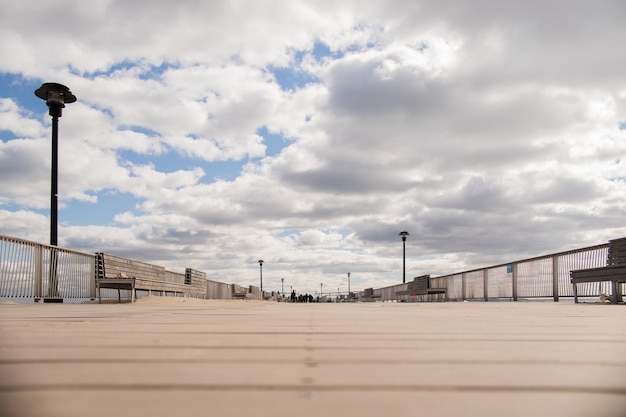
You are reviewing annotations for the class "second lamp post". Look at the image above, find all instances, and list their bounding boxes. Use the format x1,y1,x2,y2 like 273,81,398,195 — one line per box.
399,231,409,283
258,259,264,291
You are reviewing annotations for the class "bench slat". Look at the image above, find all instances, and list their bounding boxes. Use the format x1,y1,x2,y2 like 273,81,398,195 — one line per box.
571,265,626,282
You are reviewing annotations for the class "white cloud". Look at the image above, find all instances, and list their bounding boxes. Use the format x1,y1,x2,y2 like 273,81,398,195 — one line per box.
0,99,45,138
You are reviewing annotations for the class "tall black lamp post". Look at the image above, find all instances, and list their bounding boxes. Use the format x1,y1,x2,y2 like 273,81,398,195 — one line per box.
34,83,77,247
347,272,351,299
35,83,76,302
258,259,264,291
399,231,409,283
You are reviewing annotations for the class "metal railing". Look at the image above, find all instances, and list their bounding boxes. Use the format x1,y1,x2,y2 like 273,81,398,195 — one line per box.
361,242,616,302
0,234,95,300
420,243,611,301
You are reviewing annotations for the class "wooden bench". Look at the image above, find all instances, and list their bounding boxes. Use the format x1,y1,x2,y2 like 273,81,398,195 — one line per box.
96,274,136,303
570,237,626,304
397,275,447,301
94,252,136,303
231,284,248,300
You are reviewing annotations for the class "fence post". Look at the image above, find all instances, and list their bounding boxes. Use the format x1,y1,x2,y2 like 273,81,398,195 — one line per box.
89,254,96,300
462,273,467,301
483,268,489,301
34,244,42,301
512,263,518,301
552,255,559,302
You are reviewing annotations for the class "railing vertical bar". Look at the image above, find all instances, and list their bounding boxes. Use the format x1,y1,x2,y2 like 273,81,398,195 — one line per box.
19,241,28,297
552,255,559,302
89,256,96,299
512,262,518,301
9,239,18,296
461,272,467,301
4,239,13,296
483,268,488,301
3,239,13,296
34,243,42,300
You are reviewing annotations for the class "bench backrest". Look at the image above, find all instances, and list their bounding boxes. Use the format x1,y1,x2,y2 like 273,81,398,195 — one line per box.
607,237,626,266
231,284,247,294
407,275,430,295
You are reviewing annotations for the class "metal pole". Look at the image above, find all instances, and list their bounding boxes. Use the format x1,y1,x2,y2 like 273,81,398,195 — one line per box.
50,114,59,246
402,238,406,284
259,263,263,291
48,105,62,300
347,272,351,300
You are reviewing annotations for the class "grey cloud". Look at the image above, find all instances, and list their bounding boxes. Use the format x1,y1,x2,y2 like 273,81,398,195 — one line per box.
529,177,602,204
430,176,512,212
278,161,416,195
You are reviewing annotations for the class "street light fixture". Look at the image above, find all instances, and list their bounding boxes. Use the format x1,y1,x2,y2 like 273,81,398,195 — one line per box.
258,259,264,291
34,83,77,247
34,83,76,302
399,231,409,283
347,272,351,300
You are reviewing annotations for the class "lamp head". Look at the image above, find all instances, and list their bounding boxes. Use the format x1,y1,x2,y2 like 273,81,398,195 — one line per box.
34,83,76,117
399,231,409,241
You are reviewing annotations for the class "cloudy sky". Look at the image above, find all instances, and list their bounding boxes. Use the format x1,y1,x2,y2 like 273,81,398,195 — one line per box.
1,0,625,295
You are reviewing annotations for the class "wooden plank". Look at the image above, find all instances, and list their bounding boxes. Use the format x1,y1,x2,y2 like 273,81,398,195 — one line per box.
607,237,626,266
571,266,626,282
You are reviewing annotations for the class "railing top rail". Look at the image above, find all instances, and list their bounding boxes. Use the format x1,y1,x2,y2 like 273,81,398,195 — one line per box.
0,234,95,258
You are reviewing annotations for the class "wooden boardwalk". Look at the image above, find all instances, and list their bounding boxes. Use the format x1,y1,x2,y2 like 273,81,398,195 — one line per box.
0,299,624,417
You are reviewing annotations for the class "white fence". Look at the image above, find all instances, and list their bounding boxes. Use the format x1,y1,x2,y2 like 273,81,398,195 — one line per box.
0,234,263,302
367,242,613,302
430,243,611,301
0,234,95,300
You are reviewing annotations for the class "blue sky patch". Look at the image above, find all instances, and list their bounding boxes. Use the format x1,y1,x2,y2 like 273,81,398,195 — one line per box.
0,130,18,141
312,42,333,60
117,125,160,137
274,229,303,238
256,126,289,158
78,61,177,81
60,190,140,227
0,73,46,110
117,149,244,183
267,41,339,91
269,66,319,91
